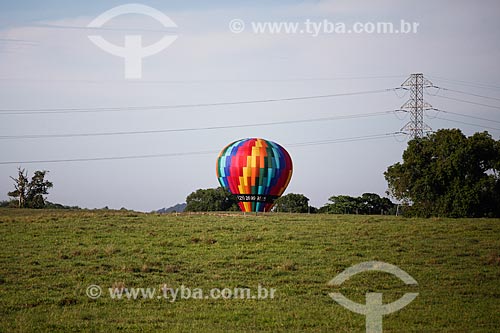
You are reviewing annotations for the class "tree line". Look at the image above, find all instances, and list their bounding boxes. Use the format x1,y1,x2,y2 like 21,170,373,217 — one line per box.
184,188,396,215
4,129,500,217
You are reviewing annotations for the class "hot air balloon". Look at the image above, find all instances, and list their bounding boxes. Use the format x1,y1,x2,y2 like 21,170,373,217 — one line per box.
216,138,293,212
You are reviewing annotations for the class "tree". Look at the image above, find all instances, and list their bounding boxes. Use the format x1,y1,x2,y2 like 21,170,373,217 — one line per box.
26,170,53,208
323,195,361,214
385,129,500,217
8,168,29,208
358,193,395,215
320,193,395,215
184,187,239,212
273,193,310,213
8,168,53,208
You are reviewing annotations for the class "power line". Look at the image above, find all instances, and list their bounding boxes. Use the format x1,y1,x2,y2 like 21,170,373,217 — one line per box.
0,150,218,166
29,23,177,34
0,88,401,115
432,86,500,102
435,117,500,132
0,75,405,84
6,106,496,142
0,132,403,165
437,110,500,124
433,95,500,110
403,108,500,125
287,133,402,147
428,75,500,91
0,111,396,140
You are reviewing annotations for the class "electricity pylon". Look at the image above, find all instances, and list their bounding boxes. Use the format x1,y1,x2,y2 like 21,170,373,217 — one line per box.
400,73,433,139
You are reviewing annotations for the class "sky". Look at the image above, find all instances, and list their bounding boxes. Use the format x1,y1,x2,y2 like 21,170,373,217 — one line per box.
1,0,499,211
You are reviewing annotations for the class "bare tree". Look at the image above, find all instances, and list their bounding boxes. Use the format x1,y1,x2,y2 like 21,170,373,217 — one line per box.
8,168,29,208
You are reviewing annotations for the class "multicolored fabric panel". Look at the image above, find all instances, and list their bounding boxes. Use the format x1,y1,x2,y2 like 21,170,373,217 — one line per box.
216,138,293,212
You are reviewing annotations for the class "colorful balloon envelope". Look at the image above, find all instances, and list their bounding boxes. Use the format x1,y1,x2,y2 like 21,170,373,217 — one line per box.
216,138,293,212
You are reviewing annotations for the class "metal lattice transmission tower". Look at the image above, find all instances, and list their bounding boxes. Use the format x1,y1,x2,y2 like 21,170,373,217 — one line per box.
400,73,433,139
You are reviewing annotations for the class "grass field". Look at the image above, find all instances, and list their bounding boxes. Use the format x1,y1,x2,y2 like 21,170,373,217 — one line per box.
0,209,499,332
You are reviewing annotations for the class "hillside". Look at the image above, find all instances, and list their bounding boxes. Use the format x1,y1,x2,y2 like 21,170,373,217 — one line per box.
156,203,187,213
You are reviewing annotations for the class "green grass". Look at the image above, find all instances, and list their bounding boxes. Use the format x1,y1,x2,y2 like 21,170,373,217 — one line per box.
0,209,499,332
